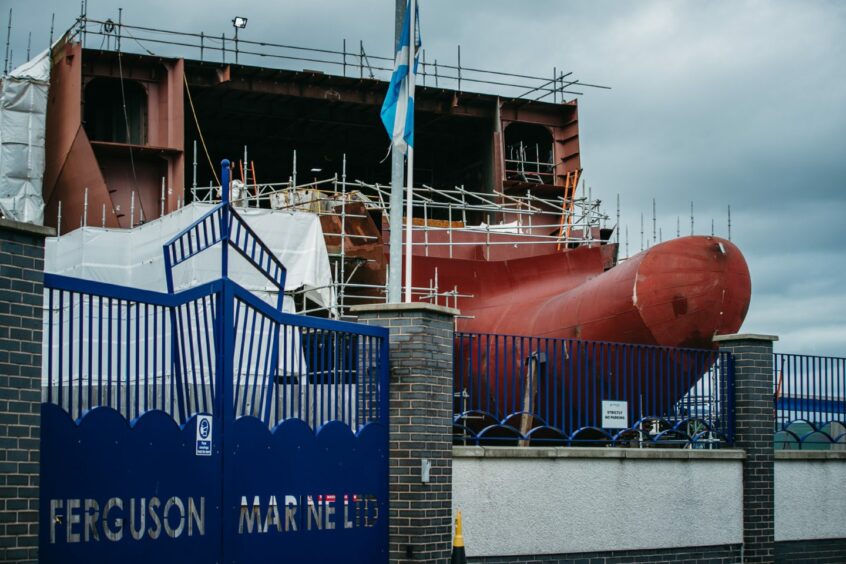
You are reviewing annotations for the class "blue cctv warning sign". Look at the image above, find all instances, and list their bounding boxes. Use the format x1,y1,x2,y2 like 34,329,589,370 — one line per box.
196,415,213,456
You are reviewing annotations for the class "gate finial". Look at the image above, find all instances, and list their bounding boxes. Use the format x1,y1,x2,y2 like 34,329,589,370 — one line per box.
221,159,231,204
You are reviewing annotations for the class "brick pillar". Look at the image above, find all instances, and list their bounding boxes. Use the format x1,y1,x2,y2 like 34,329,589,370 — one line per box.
352,302,458,564
714,333,778,564
0,218,54,564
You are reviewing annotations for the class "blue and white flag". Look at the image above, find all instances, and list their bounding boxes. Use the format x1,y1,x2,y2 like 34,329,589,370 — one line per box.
380,0,421,154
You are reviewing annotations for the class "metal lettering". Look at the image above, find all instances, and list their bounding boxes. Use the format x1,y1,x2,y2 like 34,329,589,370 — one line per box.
263,495,281,533
84,499,100,542
49,499,63,544
163,497,185,538
66,499,81,543
147,497,162,540
343,495,353,529
103,497,124,542
364,495,378,527
306,496,322,530
354,497,363,528
324,497,336,530
188,497,205,536
238,495,261,534
129,498,145,540
284,495,298,532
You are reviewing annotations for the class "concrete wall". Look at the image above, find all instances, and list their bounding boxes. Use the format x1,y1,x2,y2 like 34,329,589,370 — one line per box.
453,447,744,559
775,453,846,542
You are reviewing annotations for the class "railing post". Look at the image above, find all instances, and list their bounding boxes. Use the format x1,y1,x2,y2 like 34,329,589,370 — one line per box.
220,159,230,280
714,333,779,563
217,158,235,563
218,278,235,564
352,302,459,564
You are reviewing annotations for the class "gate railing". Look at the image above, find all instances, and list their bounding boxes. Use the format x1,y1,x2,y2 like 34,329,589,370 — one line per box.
43,159,388,431
43,275,388,430
43,276,217,422
453,332,734,447
774,353,846,450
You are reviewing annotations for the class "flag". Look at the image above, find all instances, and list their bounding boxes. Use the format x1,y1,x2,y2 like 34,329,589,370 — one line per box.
380,0,421,154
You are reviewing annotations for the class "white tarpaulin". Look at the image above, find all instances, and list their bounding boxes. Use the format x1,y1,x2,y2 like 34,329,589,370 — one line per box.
0,49,49,224
45,203,336,313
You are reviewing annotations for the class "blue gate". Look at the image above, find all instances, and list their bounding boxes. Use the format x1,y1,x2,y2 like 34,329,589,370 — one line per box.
39,161,390,563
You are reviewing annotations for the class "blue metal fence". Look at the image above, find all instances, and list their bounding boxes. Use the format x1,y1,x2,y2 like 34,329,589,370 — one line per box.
774,353,846,450
454,333,734,447
43,276,387,431
40,159,390,563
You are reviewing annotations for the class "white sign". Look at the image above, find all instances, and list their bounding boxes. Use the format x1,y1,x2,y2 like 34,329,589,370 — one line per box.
196,415,213,456
601,400,629,429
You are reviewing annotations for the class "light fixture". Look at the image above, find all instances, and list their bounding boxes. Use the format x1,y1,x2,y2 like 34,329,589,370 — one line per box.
231,17,248,64
310,168,322,173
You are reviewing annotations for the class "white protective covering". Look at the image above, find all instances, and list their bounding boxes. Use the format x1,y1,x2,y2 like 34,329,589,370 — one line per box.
45,203,336,313
0,49,49,224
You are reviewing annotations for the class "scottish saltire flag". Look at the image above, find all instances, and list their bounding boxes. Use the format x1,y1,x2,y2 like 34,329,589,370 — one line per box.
380,0,421,154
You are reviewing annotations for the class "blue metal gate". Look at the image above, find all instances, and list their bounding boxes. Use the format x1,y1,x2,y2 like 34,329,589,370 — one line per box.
39,161,390,563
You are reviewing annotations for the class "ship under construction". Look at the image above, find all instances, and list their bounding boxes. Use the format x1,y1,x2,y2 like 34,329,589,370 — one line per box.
28,14,749,351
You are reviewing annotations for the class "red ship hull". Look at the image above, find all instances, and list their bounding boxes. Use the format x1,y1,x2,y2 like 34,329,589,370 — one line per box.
405,236,750,423
408,236,750,348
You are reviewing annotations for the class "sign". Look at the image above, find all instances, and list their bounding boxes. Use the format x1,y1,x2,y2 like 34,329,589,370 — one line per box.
196,415,213,456
601,400,628,429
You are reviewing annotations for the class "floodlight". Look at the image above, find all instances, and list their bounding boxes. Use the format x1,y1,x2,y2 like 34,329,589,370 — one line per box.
232,17,248,29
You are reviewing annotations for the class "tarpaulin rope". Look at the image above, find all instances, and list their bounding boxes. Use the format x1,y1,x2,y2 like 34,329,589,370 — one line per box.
183,72,220,186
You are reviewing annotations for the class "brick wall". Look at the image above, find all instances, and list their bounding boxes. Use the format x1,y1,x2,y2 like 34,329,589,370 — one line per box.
775,538,846,563
466,544,743,563
353,302,457,564
714,333,778,564
0,218,53,564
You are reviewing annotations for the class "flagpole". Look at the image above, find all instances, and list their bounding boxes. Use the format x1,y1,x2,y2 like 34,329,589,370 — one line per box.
387,1,406,304
388,141,404,304
403,0,416,303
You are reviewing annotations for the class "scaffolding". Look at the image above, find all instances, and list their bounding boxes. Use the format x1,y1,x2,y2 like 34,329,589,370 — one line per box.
186,150,612,317
47,12,614,317
505,141,555,184
61,14,610,102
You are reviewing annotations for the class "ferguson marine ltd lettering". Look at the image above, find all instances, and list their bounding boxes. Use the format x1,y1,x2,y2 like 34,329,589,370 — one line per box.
49,497,205,544
48,493,379,543
238,494,379,534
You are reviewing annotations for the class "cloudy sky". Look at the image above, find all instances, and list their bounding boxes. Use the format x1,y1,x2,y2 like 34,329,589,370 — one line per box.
4,0,845,355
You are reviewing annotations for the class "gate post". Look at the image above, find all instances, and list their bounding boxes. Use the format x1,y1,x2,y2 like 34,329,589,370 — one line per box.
0,218,54,563
714,333,778,563
352,302,458,564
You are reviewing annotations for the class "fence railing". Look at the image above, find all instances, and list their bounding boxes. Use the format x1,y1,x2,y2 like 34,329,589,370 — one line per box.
43,271,387,431
453,333,734,448
64,15,609,101
774,353,846,450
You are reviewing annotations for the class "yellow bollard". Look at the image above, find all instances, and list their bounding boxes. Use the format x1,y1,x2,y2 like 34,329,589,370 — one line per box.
451,511,466,564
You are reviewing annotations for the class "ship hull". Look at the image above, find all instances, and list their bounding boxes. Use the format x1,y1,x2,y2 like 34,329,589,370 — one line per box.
408,236,750,347
406,236,750,424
